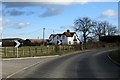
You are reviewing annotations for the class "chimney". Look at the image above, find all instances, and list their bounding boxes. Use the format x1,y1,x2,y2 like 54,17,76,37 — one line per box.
67,29,70,32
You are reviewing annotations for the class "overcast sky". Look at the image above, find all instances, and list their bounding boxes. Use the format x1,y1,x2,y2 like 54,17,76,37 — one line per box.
1,1,119,39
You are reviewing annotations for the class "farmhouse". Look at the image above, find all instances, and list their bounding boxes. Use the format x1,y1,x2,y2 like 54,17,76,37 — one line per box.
49,30,80,45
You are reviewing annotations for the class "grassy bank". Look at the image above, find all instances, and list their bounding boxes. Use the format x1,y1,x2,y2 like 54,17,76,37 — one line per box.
109,49,120,64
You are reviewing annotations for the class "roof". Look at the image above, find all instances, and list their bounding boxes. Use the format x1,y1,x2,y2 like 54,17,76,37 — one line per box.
2,38,24,42
25,39,48,43
49,34,57,38
2,38,23,41
49,32,76,38
63,32,75,37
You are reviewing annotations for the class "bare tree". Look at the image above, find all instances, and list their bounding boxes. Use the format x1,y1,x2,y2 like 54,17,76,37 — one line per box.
92,21,103,40
73,17,95,44
93,21,118,40
99,21,109,36
107,25,117,36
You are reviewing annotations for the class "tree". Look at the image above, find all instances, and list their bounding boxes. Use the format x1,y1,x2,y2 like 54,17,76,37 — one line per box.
92,21,118,40
107,25,117,36
92,21,108,40
73,17,95,44
92,21,103,40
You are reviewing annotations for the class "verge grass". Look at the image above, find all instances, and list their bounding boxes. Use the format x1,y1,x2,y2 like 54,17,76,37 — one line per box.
109,49,120,64
2,45,78,58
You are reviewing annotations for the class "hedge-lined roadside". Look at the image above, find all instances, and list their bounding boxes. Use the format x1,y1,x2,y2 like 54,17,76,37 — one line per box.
108,49,120,64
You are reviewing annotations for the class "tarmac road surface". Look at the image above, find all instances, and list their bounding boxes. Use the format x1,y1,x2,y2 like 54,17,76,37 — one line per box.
2,49,120,79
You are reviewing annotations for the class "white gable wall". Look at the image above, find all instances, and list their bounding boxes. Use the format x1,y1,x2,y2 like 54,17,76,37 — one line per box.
67,37,73,45
61,35,68,45
49,33,80,45
51,35,58,44
67,34,80,45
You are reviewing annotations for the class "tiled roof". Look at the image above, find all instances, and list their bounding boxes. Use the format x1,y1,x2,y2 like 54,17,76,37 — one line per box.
49,32,75,38
63,32,75,37
25,39,48,43
49,34,57,38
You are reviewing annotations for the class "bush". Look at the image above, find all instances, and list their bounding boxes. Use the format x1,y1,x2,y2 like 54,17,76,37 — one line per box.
100,35,120,43
54,45,60,53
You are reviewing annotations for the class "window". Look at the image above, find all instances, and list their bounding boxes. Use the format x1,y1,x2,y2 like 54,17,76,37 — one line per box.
69,41,71,45
57,36,59,39
74,36,76,39
53,37,54,40
62,35,65,39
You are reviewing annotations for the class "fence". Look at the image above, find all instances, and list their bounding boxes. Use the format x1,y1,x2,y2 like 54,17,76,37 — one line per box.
1,42,119,58
1,45,82,58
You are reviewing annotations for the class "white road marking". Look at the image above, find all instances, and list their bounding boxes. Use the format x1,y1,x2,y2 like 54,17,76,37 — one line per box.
6,61,42,78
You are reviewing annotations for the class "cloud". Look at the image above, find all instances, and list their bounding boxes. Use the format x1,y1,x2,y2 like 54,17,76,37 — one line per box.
102,9,116,17
3,0,119,4
98,9,117,18
0,26,2,33
5,9,26,16
3,2,64,17
2,18,11,26
4,9,34,16
0,18,2,33
40,7,63,17
3,1,118,17
2,18,31,29
15,22,30,29
0,18,2,22
3,2,52,8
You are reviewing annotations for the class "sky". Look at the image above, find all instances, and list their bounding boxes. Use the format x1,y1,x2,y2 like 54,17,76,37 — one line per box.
1,1,119,39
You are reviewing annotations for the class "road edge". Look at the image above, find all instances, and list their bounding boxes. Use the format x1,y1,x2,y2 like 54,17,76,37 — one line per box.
2,55,59,61
107,52,120,67
2,50,91,61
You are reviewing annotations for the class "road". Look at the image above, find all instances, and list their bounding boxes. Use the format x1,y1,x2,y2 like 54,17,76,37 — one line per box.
2,49,120,79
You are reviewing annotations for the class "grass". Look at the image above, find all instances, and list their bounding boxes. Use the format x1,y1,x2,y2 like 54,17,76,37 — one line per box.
2,45,77,58
109,49,120,64
1,43,120,58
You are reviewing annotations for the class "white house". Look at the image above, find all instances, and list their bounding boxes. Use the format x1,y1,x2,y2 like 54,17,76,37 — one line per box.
49,30,80,45
0,42,1,46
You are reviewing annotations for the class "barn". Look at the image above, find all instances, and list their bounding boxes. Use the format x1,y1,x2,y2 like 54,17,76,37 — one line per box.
23,39,49,46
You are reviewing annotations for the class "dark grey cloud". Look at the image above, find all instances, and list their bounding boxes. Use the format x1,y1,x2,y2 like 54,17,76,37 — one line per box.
3,2,38,8
40,8,63,17
3,2,57,8
3,2,64,17
6,9,25,16
4,9,34,16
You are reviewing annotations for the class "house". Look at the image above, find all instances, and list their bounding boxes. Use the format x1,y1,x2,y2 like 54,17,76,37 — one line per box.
23,39,48,46
49,30,80,45
0,42,1,46
0,39,1,46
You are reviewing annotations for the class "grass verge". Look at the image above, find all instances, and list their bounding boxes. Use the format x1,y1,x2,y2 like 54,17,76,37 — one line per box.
109,49,120,64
